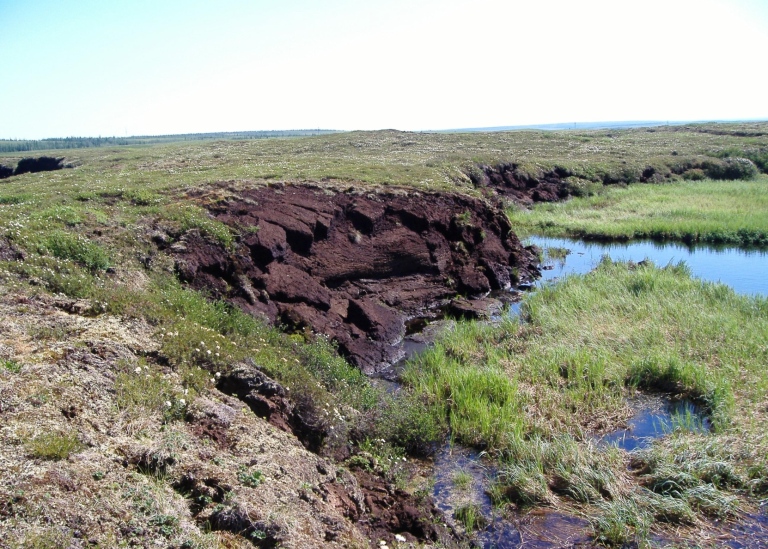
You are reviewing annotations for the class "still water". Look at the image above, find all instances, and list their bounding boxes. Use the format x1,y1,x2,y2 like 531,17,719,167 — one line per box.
526,235,768,296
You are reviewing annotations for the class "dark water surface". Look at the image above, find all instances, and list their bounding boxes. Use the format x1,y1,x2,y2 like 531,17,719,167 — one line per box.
431,445,591,548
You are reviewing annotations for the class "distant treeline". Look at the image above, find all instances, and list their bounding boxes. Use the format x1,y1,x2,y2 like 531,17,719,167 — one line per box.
0,130,341,153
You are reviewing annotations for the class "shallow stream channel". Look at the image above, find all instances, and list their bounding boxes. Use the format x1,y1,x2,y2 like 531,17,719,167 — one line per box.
408,235,768,547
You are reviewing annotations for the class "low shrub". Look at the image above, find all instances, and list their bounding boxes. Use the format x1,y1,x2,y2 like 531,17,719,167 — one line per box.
237,467,266,488
702,157,759,180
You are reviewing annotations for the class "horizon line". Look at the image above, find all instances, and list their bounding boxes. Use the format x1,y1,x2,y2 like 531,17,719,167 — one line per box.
2,118,768,142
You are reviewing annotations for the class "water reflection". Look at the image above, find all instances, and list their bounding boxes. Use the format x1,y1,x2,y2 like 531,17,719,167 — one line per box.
599,394,711,451
427,237,768,546
526,236,768,296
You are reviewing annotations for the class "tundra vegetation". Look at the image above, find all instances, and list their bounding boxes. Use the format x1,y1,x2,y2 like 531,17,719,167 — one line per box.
405,260,768,544
0,122,767,547
507,179,768,245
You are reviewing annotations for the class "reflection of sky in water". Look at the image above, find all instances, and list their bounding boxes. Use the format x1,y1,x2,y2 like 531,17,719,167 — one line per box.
599,397,710,451
526,236,768,296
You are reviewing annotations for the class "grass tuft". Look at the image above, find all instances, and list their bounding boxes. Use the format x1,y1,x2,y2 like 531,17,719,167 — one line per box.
27,431,84,460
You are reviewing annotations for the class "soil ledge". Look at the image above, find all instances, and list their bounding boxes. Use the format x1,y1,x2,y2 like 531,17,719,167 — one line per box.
168,184,540,375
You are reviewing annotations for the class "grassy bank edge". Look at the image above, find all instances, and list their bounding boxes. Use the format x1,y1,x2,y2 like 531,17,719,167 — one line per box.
507,177,768,247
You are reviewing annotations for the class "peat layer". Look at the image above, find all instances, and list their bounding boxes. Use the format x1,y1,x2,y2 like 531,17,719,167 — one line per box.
169,184,540,375
470,163,572,205
0,156,65,179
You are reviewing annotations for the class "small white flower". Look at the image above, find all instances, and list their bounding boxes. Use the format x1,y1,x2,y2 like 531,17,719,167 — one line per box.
215,372,221,378
165,401,172,407
134,366,142,374
206,350,211,355
194,348,200,353
179,398,186,405
211,378,216,384
395,534,406,543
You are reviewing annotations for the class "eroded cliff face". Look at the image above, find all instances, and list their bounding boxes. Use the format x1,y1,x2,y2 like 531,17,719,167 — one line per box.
168,184,540,375
469,163,572,205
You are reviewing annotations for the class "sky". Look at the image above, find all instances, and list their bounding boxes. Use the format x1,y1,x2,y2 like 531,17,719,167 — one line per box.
1,0,768,139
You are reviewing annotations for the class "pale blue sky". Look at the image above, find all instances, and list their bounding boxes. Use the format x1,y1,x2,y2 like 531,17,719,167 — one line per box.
2,0,767,139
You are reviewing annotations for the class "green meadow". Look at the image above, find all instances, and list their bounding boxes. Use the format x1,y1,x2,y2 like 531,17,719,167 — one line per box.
508,177,768,246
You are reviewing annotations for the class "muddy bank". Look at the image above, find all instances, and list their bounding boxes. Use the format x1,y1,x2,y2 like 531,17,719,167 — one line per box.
168,184,539,375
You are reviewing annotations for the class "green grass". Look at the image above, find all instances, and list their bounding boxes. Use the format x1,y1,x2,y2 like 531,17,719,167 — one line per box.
26,431,85,460
402,260,768,543
454,502,486,533
453,469,473,491
38,230,111,271
508,178,768,246
1,359,21,373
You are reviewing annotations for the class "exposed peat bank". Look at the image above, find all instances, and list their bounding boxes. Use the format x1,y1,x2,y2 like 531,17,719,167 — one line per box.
169,182,540,376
